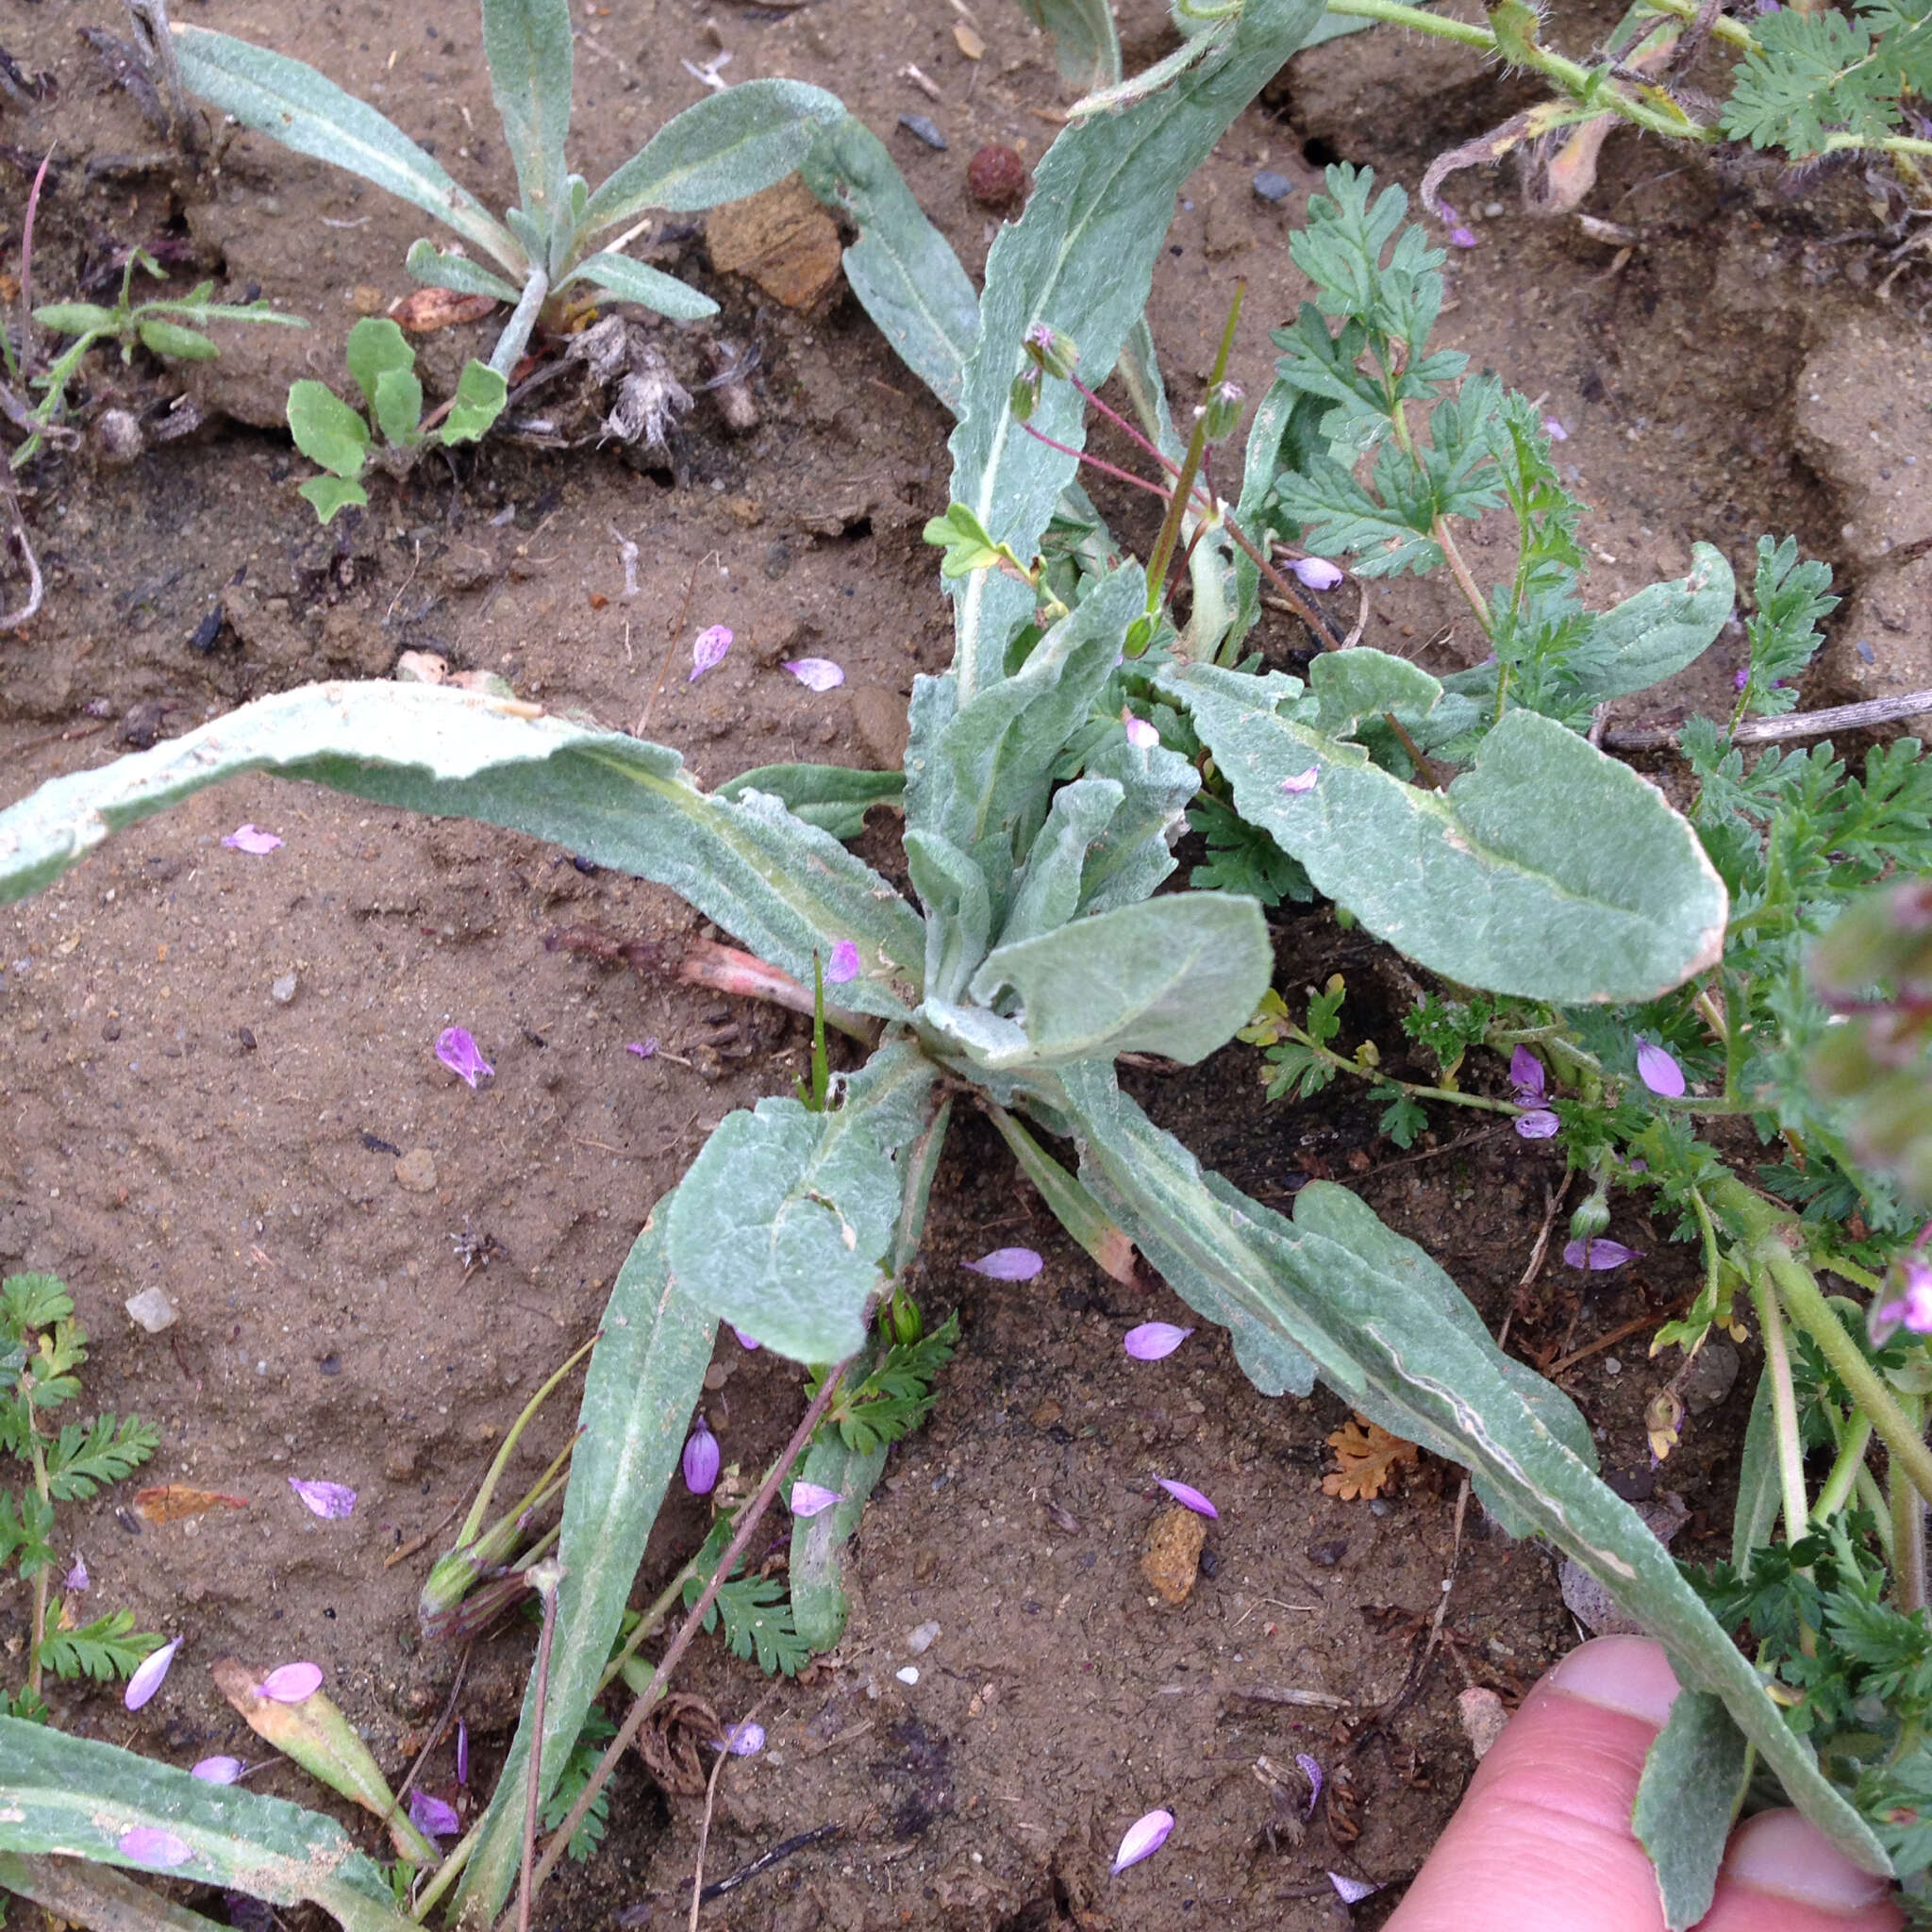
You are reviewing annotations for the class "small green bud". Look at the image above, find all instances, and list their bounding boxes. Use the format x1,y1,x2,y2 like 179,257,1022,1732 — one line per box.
1198,379,1244,443
881,1287,924,1346
1569,1191,1611,1242
1023,323,1080,381
1010,367,1041,423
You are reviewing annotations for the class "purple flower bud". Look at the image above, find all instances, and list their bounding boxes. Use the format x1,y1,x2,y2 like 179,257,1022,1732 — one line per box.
435,1026,493,1089
626,1039,659,1058
962,1247,1042,1280
1123,712,1159,750
826,940,861,984
125,1637,182,1711
682,1420,720,1496
1561,1238,1640,1271
789,1481,842,1518
1023,323,1080,381
1508,1046,1545,1102
1156,1476,1218,1519
258,1661,324,1704
192,1756,244,1784
408,1790,461,1839
119,1826,195,1868
289,1478,357,1520
1514,1109,1560,1140
221,824,283,855
718,1720,765,1756
784,658,844,692
1734,667,1751,691
1111,1807,1174,1874
1329,1873,1379,1904
1542,416,1569,442
1124,1322,1192,1360
1278,768,1319,794
457,1720,470,1787
1635,1041,1686,1097
64,1555,89,1592
690,625,733,681
731,1325,761,1351
1290,557,1344,591
1296,1753,1324,1815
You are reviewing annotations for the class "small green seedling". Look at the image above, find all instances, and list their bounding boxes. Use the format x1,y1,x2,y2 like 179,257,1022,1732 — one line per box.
0,1273,162,1720
287,318,507,524
9,247,304,471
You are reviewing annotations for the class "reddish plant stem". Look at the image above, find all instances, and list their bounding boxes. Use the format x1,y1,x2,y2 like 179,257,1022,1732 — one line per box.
1021,422,1180,504
18,147,54,379
677,938,877,1045
1067,372,1184,478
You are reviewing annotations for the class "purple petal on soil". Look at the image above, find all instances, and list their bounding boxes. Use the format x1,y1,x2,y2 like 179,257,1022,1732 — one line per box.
258,1661,324,1704
825,940,861,984
961,1247,1043,1280
719,1721,765,1756
626,1039,659,1058
1156,1477,1219,1520
783,658,844,692
1278,767,1319,794
689,624,733,681
289,1477,357,1520
119,1826,195,1868
789,1481,842,1518
1329,1873,1379,1905
1448,224,1477,247
1123,713,1159,750
1561,1238,1641,1271
408,1790,461,1839
65,1555,88,1592
1110,1808,1174,1874
1290,557,1344,591
1636,1041,1686,1097
124,1636,182,1711
221,824,283,855
731,1326,761,1351
1123,1322,1192,1361
435,1026,493,1089
682,1421,720,1497
457,1720,470,1787
1542,416,1569,441
1514,1109,1560,1141
1296,1753,1324,1815
1508,1046,1545,1102
192,1756,245,1784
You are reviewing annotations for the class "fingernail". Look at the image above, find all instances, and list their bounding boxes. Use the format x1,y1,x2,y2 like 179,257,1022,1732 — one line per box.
1546,1636,1681,1729
1726,1811,1893,1914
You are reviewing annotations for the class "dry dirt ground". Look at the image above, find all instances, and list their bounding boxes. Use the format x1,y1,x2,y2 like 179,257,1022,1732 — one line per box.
1,0,1927,1924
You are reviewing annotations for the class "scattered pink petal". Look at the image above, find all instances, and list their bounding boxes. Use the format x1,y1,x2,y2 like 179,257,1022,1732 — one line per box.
1734,666,1751,691
1515,1109,1559,1140
1124,1322,1192,1361
1635,1041,1686,1097
1296,1753,1324,1815
435,1026,493,1088
626,1039,659,1058
125,1636,182,1711
718,1720,765,1756
409,1790,461,1839
1329,1873,1379,1905
962,1247,1042,1280
1439,204,1477,248
1123,711,1159,750
1508,1046,1545,1103
1278,768,1319,794
731,1326,761,1351
825,940,861,984
64,1556,89,1592
192,1756,244,1784
789,1481,842,1518
689,624,733,681
1290,557,1343,591
1562,1238,1641,1271
1542,416,1569,441
1156,1477,1218,1519
221,824,283,856
1110,1807,1174,1874
682,1420,720,1496
259,1661,324,1704
289,1478,357,1520
119,1826,195,1869
783,658,844,692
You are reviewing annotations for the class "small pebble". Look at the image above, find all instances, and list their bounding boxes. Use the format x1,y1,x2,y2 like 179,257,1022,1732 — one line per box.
1457,1687,1509,1760
906,1620,941,1656
125,1288,179,1335
271,972,298,1004
895,1666,920,1686
1482,200,1505,217
1252,169,1296,203
966,142,1029,211
394,1147,439,1195
1857,640,1876,664
1603,1357,1622,1376
898,113,947,150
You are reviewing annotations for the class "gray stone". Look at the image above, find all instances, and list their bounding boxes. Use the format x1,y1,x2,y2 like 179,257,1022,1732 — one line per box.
1253,170,1296,203
898,114,947,151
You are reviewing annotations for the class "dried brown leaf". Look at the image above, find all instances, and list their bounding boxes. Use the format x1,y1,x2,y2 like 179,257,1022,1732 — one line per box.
1321,1415,1418,1502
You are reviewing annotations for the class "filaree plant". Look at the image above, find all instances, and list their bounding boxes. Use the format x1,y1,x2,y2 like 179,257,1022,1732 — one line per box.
3,0,1932,1924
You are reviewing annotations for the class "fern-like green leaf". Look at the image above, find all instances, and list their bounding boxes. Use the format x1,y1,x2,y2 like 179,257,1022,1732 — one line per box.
44,1413,160,1501
36,1610,163,1684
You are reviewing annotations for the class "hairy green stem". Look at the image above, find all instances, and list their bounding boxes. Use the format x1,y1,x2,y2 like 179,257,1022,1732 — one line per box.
1751,1273,1812,1549
1144,287,1242,615
1288,1024,1525,1116
1893,1458,1927,1614
490,271,550,378
1812,1408,1874,1524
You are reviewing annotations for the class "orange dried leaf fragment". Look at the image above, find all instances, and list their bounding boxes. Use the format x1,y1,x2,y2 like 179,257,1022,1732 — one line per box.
1321,1415,1418,1502
133,1484,250,1524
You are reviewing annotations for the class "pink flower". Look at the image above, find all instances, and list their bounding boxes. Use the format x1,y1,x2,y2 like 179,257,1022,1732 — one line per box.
1561,1238,1641,1271
789,1481,842,1518
409,1790,461,1839
825,941,860,985
435,1026,493,1088
1278,768,1319,794
1542,417,1569,442
1124,1322,1192,1360
1290,557,1343,591
192,1756,244,1784
1870,1259,1932,1345
125,1636,182,1711
258,1661,324,1703
1111,1808,1174,1874
64,1556,88,1592
1635,1041,1686,1097
690,625,733,680
221,824,283,855
1156,1476,1218,1519
783,658,844,691
682,1420,720,1496
962,1247,1042,1280
1508,1047,1545,1102
1515,1110,1560,1140
119,1826,194,1868
1123,712,1159,750
289,1478,356,1520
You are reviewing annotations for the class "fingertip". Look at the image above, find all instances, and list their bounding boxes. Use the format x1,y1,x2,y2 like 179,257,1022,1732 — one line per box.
1544,1636,1682,1731
1707,1811,1902,1929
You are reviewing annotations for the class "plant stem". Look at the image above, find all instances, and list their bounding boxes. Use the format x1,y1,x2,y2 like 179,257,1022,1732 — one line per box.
1751,1273,1812,1549
1144,287,1242,615
490,271,549,378
1431,514,1494,643
25,1416,50,1701
1894,1416,1927,1614
1813,1409,1874,1524
1067,372,1185,479
1289,1025,1525,1116
517,1565,564,1932
507,1359,853,1923
1019,423,1179,503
